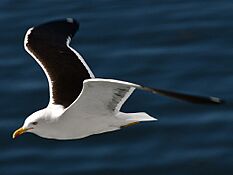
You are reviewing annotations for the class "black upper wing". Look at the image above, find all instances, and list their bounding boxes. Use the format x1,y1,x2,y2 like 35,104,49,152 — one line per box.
24,18,94,108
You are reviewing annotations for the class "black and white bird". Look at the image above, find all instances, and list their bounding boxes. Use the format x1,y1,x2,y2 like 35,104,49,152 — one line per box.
12,18,223,140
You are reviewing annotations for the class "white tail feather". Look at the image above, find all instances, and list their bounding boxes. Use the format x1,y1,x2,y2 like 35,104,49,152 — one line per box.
117,112,157,122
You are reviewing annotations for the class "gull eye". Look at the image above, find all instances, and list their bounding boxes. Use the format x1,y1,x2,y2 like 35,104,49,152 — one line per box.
32,122,38,125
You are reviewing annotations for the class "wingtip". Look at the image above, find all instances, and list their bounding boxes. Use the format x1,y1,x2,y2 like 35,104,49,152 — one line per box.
209,97,225,105
66,18,79,25
66,18,74,23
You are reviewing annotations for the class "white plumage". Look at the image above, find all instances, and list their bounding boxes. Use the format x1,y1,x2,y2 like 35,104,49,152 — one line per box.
12,19,222,140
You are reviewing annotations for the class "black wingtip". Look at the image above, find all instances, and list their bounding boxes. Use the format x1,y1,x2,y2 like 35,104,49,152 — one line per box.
209,97,225,105
66,18,79,30
30,18,80,45
145,87,225,105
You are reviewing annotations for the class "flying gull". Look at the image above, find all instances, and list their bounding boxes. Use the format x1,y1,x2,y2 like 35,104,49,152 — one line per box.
12,18,223,140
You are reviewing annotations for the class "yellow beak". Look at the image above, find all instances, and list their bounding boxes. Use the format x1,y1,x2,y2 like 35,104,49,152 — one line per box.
12,127,28,139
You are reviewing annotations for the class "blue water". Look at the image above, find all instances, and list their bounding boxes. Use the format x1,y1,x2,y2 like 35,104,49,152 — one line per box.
0,1,232,175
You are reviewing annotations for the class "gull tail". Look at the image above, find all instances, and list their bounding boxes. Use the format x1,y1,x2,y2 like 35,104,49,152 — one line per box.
117,112,157,124
126,112,157,122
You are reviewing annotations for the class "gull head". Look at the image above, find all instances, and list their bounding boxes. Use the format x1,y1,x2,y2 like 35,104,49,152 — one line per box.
12,109,51,139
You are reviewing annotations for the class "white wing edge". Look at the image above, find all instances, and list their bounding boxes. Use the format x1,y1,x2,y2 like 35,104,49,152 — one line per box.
24,27,55,106
66,37,95,78
84,78,141,88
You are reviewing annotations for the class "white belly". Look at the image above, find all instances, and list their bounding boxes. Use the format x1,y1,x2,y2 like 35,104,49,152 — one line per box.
34,112,126,140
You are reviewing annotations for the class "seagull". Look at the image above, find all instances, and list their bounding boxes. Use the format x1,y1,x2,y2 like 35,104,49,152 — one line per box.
12,18,223,140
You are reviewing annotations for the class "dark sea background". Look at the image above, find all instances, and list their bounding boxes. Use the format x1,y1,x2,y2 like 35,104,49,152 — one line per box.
0,1,232,175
